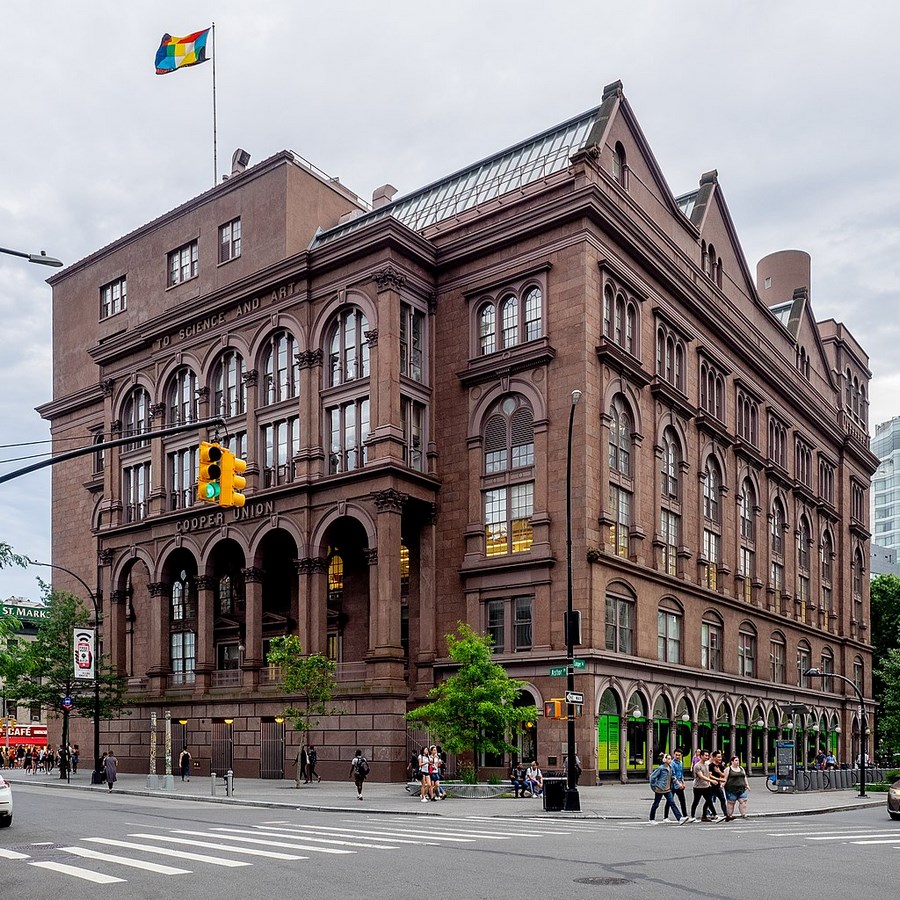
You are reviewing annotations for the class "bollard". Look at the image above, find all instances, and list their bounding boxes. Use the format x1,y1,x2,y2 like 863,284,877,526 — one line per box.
211,772,217,796
225,769,234,797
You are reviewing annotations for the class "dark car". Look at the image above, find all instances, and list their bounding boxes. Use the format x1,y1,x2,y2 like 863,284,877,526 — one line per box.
889,776,900,821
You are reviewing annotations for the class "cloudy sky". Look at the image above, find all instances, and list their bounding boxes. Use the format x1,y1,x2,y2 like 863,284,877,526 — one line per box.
1,1,898,601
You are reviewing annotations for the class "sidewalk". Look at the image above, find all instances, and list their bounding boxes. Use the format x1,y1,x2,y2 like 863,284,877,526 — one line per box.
6,769,885,819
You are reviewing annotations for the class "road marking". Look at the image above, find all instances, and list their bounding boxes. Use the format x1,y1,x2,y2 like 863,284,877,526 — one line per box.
0,848,30,860
850,839,900,845
82,838,250,867
249,825,426,847
260,823,475,843
767,829,875,837
130,833,306,860
29,861,125,883
192,829,353,854
807,832,900,841
62,846,190,875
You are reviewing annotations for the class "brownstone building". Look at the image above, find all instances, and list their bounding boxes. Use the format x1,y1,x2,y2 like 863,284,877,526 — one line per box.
40,81,877,781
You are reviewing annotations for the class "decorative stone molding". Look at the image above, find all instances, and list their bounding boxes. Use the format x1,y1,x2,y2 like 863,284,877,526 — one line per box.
97,548,114,566
100,379,115,397
150,402,166,422
364,329,379,347
241,566,265,584
363,548,378,566
297,349,323,369
374,488,407,514
242,368,258,387
427,291,438,314
148,581,170,598
373,265,406,292
196,386,210,402
195,575,217,592
109,589,128,605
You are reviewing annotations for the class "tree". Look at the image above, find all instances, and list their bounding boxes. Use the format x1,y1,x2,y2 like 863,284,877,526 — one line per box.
0,542,27,642
869,574,900,758
876,648,900,758
0,588,128,764
406,622,538,780
266,635,340,735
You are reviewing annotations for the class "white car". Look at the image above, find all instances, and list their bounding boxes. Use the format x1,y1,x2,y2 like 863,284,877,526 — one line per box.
0,773,12,826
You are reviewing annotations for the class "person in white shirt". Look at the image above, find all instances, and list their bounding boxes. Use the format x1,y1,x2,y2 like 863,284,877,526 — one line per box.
525,762,544,797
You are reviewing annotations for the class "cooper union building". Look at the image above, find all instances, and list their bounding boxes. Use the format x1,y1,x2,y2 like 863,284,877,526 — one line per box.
39,81,877,781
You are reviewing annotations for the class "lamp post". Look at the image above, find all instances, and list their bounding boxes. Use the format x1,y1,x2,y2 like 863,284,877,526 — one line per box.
32,561,102,785
804,667,867,798
0,245,63,267
564,389,582,811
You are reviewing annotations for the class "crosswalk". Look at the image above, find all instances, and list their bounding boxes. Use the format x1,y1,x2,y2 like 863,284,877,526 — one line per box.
0,814,593,886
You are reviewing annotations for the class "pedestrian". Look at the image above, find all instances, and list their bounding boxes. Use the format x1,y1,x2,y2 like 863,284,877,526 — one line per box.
349,748,370,800
295,745,309,788
647,753,686,824
525,760,544,798
663,749,687,821
509,761,528,798
418,745,433,802
689,749,718,822
307,744,320,782
178,746,192,782
72,744,80,774
707,750,728,819
429,745,446,800
103,749,118,792
724,754,750,820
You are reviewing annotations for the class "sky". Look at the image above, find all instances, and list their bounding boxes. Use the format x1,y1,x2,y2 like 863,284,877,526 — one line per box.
1,1,898,601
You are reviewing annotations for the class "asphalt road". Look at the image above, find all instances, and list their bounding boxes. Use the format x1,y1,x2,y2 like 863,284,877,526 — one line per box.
2,781,897,899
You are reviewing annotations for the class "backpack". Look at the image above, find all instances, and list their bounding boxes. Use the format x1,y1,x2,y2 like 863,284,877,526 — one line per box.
355,756,370,777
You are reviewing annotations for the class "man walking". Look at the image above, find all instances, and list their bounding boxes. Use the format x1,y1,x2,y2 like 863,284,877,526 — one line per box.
664,749,687,821
689,749,717,822
307,744,321,782
647,754,686,824
349,749,370,800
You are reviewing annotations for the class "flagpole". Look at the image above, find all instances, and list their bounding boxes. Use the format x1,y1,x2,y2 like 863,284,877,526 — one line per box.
211,21,218,185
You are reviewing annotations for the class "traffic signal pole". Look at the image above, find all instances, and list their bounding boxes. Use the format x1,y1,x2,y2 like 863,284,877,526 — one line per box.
0,417,228,486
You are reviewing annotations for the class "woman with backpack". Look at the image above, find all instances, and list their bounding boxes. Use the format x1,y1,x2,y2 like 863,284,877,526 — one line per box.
349,749,370,800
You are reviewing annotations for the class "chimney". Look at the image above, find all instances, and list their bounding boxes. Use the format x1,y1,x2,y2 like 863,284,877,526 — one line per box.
231,148,251,176
372,184,398,209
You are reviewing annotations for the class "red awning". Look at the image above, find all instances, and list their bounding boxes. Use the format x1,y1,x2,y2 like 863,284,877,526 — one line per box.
1,724,48,747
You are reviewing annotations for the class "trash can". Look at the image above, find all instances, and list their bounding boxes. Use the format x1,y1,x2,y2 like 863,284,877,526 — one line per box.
542,777,567,812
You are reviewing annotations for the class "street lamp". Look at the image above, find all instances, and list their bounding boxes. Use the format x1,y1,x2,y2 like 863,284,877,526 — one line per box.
0,245,63,267
564,388,582,812
804,667,868,798
32,561,102,786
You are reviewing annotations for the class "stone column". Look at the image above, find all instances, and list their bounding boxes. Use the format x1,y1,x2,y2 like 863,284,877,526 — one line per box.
368,489,406,686
293,558,312,652
416,506,437,694
146,581,170,693
194,575,216,692
241,566,264,690
107,588,128,676
618,720,628,783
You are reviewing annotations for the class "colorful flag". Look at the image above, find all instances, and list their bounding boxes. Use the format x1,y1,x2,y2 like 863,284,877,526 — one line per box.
155,28,211,75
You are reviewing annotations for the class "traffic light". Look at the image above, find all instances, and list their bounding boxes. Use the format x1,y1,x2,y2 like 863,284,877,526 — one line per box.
219,448,247,508
197,441,223,503
544,700,564,720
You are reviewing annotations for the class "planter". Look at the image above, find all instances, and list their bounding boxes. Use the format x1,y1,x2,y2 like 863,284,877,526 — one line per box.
443,783,509,799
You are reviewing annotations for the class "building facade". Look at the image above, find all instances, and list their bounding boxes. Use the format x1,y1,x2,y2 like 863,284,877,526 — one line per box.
872,417,900,549
40,81,877,781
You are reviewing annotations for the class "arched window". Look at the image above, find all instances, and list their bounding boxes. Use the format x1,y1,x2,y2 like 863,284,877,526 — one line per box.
500,294,518,348
797,640,812,687
738,623,756,678
483,395,535,557
170,569,196,685
608,396,633,476
213,350,246,418
739,479,755,542
770,632,786,683
702,459,722,590
660,428,681,577
122,386,152,449
612,142,627,187
478,286,543,356
263,330,300,402
327,310,369,387
167,366,198,425
821,530,834,616
852,547,864,623
822,647,835,692
701,611,723,671
523,287,542,342
703,459,721,523
479,303,496,355
661,429,680,500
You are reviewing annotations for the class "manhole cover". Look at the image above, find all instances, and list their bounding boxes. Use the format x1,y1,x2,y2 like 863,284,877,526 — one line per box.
574,877,634,886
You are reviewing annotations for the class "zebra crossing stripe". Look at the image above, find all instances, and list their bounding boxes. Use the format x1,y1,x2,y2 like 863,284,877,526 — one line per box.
62,846,190,875
262,823,475,843
129,833,306,860
248,825,420,847
82,837,250,867
29,861,125,884
0,848,30,860
177,829,352,855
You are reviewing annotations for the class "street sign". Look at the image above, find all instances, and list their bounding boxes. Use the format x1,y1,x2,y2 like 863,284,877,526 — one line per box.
565,690,584,704
573,659,586,669
549,666,567,677
61,695,74,711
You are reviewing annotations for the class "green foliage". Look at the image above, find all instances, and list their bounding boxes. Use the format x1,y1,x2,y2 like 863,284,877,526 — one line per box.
0,543,27,643
457,763,477,784
266,635,339,733
876,647,900,756
405,622,538,778
0,588,128,721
